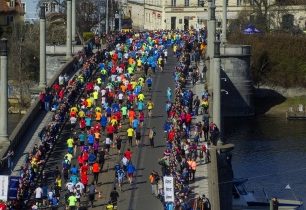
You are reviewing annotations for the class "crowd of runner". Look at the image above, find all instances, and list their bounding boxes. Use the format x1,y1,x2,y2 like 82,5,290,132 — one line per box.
149,32,214,210
1,29,215,210
33,31,176,210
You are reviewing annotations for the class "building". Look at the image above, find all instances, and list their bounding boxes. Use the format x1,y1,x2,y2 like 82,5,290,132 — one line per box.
21,0,62,22
126,0,306,31
20,0,39,22
0,0,24,33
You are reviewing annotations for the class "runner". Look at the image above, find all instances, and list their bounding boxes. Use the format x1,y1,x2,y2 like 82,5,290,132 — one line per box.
146,99,154,118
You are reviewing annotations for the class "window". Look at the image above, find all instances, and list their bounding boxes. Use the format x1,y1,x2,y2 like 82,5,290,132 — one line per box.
51,3,56,12
171,0,176,6
237,0,241,6
184,0,189,6
43,3,49,12
9,0,14,7
21,3,26,13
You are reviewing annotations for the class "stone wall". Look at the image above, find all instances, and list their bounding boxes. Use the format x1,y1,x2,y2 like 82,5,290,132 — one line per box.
0,57,76,160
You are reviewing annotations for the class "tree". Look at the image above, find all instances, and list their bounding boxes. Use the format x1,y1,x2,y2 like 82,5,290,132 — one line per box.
4,22,40,107
77,0,99,34
46,13,66,45
248,0,273,31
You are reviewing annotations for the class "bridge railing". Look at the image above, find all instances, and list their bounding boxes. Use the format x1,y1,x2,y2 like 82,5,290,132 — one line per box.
0,57,77,162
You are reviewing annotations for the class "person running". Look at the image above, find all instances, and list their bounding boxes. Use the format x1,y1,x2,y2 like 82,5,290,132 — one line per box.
127,126,134,147
109,187,119,207
148,128,156,148
135,127,142,147
126,162,136,184
167,87,172,101
67,192,77,210
146,75,153,92
116,167,125,191
146,99,154,118
88,182,96,208
92,161,100,185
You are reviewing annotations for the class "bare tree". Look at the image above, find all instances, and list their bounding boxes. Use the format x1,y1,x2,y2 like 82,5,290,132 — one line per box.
4,22,39,107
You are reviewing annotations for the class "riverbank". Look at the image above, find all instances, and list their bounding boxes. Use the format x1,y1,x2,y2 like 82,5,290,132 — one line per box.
255,86,306,116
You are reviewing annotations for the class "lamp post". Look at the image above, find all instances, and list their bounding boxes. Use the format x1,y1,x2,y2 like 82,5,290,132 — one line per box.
106,0,109,34
118,1,122,31
72,0,76,43
208,0,216,90
207,0,216,59
0,38,9,143
221,0,227,45
213,40,221,133
39,5,46,89
66,0,72,58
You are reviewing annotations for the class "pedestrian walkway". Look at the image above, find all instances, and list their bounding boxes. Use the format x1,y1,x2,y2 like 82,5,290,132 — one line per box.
11,112,54,176
189,77,210,199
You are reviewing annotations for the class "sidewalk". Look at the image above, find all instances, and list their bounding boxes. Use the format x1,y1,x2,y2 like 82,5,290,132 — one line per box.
188,60,210,200
11,112,54,176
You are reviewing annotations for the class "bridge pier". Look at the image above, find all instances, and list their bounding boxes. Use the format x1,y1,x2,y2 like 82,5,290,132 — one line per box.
0,38,9,144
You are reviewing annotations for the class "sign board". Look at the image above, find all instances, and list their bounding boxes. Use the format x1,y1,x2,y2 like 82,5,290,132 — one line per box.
0,176,9,201
163,176,175,203
8,176,19,200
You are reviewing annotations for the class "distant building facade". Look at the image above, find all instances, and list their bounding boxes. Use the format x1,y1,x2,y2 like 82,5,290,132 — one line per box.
0,0,24,33
21,0,62,22
20,0,39,22
126,0,306,31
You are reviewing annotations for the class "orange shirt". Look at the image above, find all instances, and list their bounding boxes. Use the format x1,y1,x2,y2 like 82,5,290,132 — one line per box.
95,112,102,121
128,57,134,65
128,110,135,119
94,132,101,139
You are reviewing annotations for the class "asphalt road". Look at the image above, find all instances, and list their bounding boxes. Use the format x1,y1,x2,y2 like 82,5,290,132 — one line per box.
30,52,177,210
116,55,177,210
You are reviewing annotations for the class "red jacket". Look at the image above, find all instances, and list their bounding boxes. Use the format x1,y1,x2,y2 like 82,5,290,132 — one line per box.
81,173,88,185
124,150,132,160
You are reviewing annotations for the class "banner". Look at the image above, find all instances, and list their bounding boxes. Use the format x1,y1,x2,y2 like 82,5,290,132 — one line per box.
163,176,174,203
0,176,9,201
8,176,19,200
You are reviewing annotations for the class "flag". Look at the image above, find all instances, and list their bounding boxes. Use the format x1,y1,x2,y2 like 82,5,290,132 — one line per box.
285,184,291,190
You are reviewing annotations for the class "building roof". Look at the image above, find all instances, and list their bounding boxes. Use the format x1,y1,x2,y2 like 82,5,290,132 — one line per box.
0,0,24,14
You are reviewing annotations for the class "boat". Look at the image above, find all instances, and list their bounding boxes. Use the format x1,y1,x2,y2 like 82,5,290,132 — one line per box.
232,178,303,210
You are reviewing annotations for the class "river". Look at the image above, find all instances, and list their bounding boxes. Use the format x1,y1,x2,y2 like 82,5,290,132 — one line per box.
224,115,306,203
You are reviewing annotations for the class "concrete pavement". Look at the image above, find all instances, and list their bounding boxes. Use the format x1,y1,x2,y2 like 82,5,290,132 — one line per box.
188,76,210,200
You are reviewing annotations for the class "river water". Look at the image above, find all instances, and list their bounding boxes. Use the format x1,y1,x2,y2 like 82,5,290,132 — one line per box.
224,115,306,203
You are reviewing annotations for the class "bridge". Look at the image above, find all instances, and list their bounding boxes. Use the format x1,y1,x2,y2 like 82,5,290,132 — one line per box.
0,0,254,210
